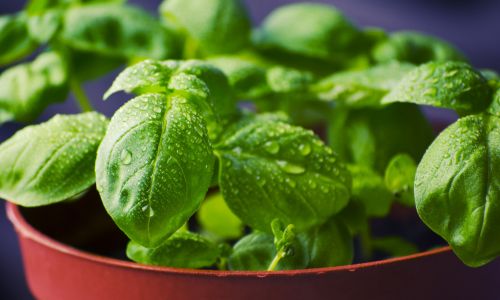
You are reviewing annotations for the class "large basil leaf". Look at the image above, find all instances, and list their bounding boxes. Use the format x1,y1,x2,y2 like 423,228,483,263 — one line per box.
0,113,108,206
328,103,434,173
372,31,465,65
160,0,251,56
415,114,500,267
104,59,236,139
0,52,69,124
197,192,244,240
96,93,214,247
304,218,353,267
60,4,181,60
254,3,364,63
382,61,492,114
312,62,415,107
0,14,38,66
215,116,351,232
126,231,221,268
227,230,309,271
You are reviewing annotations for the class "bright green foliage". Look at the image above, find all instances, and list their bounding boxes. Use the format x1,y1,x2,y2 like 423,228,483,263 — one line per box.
0,52,69,124
0,14,38,66
313,62,415,107
216,115,351,232
383,61,493,114
254,3,364,63
384,153,417,207
104,59,235,139
415,114,500,267
328,103,434,173
487,88,500,117
372,236,418,257
160,0,251,56
96,93,214,247
303,218,353,267
348,165,393,217
197,192,244,240
0,113,108,206
126,231,221,269
61,4,181,60
372,31,465,65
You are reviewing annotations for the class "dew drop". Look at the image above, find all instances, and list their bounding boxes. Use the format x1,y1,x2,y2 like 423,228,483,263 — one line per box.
277,160,305,174
298,143,311,156
263,141,280,155
121,149,132,165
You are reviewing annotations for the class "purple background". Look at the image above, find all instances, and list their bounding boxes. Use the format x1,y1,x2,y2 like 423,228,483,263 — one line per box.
1,0,499,298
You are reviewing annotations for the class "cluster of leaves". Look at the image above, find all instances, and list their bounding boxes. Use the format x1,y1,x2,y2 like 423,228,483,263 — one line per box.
1,0,500,270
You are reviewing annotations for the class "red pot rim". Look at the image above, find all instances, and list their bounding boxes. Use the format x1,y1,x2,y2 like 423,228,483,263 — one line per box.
6,202,451,278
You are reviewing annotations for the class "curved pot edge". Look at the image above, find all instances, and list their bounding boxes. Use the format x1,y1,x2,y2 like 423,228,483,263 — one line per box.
6,202,452,277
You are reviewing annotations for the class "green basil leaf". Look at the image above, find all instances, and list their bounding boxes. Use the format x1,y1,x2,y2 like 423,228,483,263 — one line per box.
160,0,251,56
372,236,418,257
384,153,417,207
328,103,434,173
197,192,244,240
254,3,364,62
216,116,351,232
312,62,415,107
61,4,181,60
104,59,236,140
228,230,309,271
0,113,108,206
67,48,125,82
304,218,353,267
27,9,62,43
486,88,500,117
372,31,465,65
208,56,272,99
0,52,69,124
415,113,500,267
25,0,126,13
0,14,38,66
266,66,314,94
96,93,214,247
382,61,492,114
126,231,221,268
348,165,393,217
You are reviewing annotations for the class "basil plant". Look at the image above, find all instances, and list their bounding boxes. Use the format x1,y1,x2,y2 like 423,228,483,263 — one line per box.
1,0,499,270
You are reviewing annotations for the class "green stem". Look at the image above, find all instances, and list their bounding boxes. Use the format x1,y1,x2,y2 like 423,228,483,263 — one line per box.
267,249,285,271
70,79,93,112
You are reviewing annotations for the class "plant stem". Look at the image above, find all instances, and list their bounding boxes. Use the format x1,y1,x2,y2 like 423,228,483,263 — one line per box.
267,249,285,271
70,79,93,112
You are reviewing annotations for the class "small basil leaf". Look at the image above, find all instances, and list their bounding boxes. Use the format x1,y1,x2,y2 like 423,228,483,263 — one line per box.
96,93,214,247
0,13,38,66
216,116,351,232
486,88,500,117
197,192,244,240
372,236,418,257
304,218,353,268
126,231,221,268
27,9,62,43
0,113,108,206
415,114,500,267
208,56,272,99
266,66,314,94
254,3,364,62
384,153,417,207
328,103,434,173
312,62,415,107
0,52,69,124
228,231,309,271
372,31,465,65
348,165,393,217
61,4,181,60
382,61,492,114
160,0,251,56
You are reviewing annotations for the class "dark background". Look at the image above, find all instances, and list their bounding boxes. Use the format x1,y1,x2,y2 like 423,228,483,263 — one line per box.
1,0,499,298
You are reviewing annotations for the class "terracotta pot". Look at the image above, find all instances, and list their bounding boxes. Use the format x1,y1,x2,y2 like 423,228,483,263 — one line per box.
6,194,500,300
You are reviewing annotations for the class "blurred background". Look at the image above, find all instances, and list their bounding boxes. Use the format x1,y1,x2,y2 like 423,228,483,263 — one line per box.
1,0,499,298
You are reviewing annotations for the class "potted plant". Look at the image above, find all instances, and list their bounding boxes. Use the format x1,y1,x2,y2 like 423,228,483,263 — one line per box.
2,0,500,299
